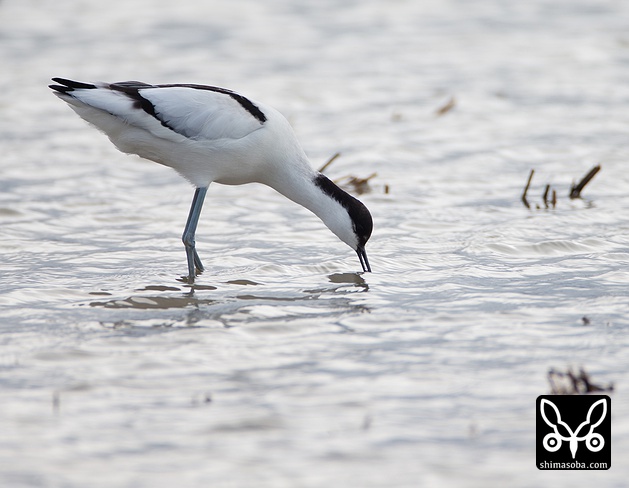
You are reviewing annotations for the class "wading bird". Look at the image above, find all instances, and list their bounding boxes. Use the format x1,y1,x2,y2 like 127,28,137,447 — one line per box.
49,78,373,282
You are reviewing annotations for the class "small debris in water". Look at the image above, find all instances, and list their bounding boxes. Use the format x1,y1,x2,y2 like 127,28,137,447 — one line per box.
521,164,600,209
318,152,388,195
435,96,456,116
52,391,60,414
547,367,613,395
335,173,378,195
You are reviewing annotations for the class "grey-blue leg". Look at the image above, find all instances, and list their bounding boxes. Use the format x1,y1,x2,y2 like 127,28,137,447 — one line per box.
182,186,208,283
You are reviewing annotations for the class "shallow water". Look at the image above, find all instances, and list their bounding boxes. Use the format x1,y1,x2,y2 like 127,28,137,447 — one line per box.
1,0,629,486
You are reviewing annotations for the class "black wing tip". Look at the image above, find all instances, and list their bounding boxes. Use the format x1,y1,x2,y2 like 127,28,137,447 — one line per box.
49,84,71,94
49,78,96,93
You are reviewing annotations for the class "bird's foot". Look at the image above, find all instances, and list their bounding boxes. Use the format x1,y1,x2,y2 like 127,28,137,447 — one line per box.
193,249,204,273
183,245,205,284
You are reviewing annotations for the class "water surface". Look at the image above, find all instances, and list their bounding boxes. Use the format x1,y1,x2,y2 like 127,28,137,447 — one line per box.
1,0,628,486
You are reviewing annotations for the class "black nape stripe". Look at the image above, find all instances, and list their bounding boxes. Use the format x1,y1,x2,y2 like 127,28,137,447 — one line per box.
314,174,373,246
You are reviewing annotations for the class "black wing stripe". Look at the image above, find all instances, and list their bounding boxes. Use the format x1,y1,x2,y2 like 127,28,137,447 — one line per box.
156,84,267,124
108,82,177,132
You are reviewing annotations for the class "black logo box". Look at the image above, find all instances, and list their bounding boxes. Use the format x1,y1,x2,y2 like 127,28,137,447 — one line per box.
536,395,611,470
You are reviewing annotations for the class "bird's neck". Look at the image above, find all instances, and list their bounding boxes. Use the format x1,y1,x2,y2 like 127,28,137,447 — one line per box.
265,167,358,250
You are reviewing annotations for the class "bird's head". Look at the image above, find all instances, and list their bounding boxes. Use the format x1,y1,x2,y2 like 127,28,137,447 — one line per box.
313,174,373,272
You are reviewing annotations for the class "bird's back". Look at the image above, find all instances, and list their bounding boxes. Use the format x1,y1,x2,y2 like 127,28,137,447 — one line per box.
50,79,279,186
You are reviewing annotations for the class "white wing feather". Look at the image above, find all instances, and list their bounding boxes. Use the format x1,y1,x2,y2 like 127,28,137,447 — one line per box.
58,83,264,143
140,87,264,141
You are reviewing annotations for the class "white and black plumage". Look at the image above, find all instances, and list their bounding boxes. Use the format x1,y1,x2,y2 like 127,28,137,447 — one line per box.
49,78,372,282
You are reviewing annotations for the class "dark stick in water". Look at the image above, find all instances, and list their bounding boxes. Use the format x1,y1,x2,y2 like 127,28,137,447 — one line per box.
569,164,601,199
521,169,535,209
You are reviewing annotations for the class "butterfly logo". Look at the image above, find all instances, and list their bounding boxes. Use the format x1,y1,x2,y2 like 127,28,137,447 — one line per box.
539,398,607,459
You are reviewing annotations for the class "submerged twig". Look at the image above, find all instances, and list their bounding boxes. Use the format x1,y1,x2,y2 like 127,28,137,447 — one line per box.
522,164,601,209
435,96,456,117
570,164,601,199
542,184,550,209
52,391,60,414
521,169,534,209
